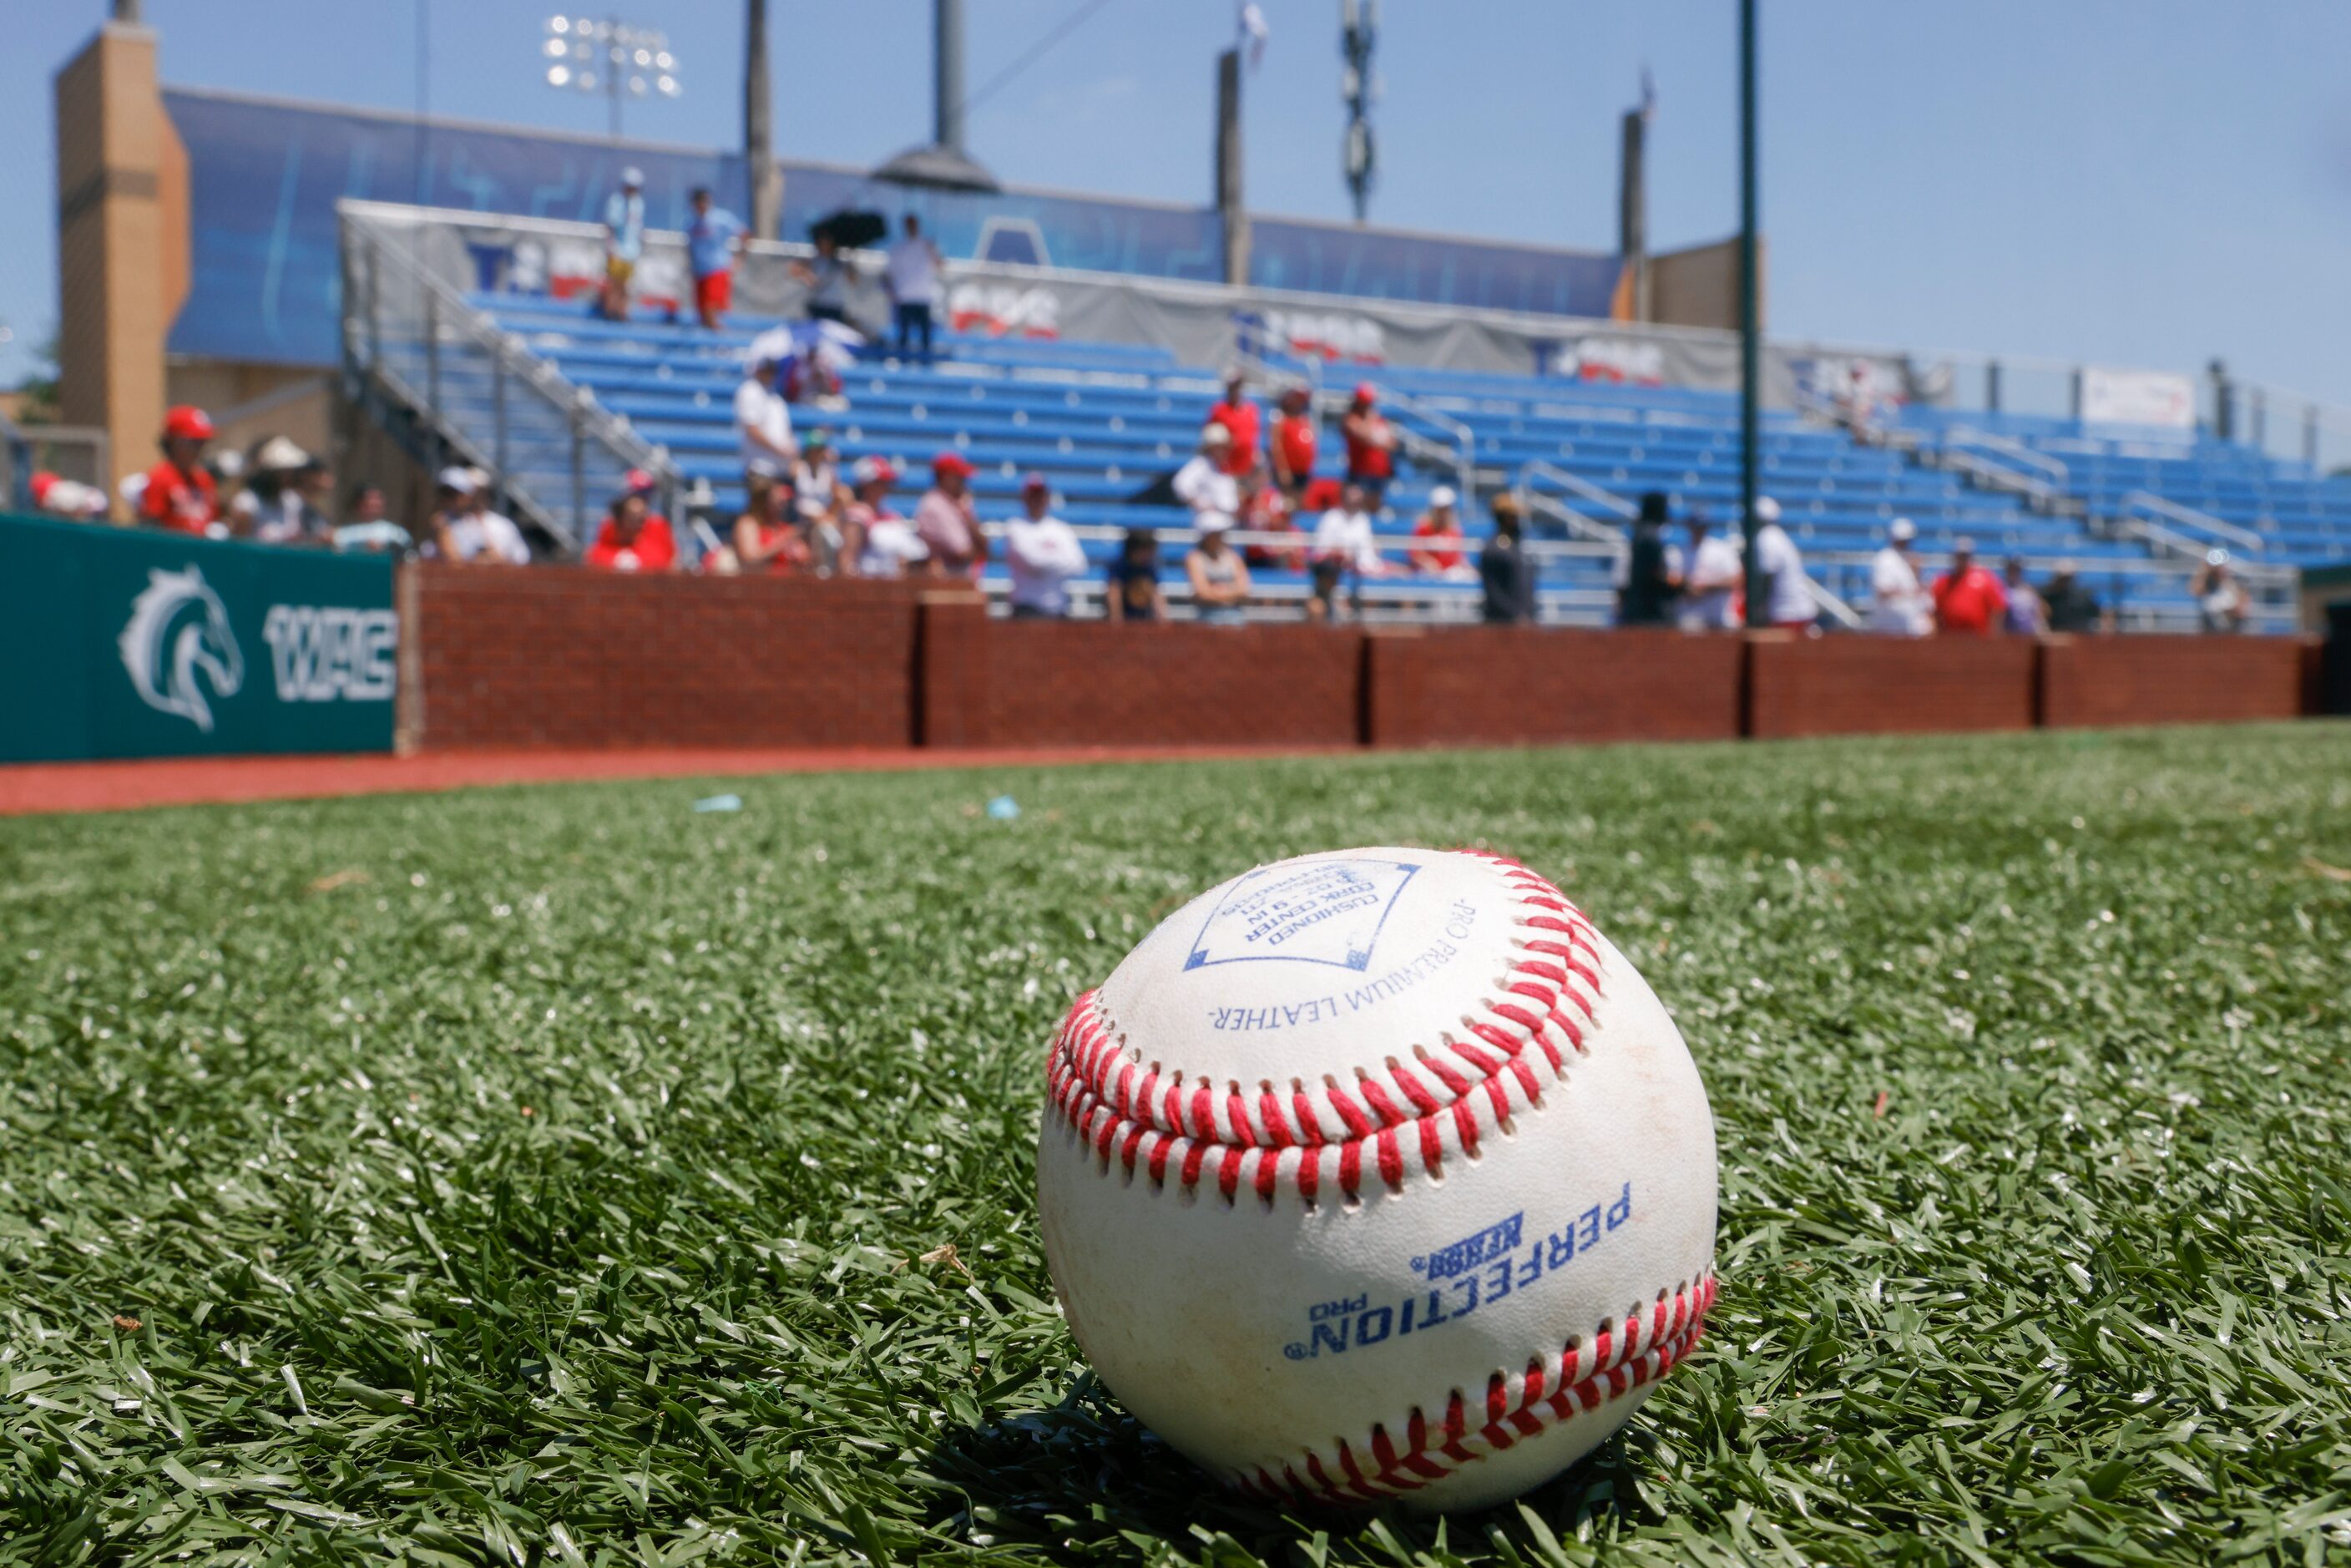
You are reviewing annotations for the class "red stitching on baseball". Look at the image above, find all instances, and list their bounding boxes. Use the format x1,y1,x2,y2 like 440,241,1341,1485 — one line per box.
1231,1273,1716,1506
1046,853,1603,1205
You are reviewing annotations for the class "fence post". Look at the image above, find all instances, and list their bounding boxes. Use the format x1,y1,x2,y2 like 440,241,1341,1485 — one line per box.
363,240,382,372
2306,404,2320,469
2250,388,2266,453
569,395,586,542
492,342,509,494
1984,359,2001,415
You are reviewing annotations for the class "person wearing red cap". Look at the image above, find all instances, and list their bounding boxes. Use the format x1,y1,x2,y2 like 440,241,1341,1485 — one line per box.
141,407,220,534
1206,367,1261,478
584,470,678,572
846,458,926,578
914,451,988,579
1003,473,1087,618
1340,384,1396,503
1270,386,1318,503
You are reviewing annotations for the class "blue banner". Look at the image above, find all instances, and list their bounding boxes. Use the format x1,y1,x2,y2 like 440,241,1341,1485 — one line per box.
166,88,1622,368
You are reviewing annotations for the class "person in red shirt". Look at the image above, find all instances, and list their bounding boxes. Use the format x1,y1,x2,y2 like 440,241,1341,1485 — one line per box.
1408,485,1470,576
731,473,809,576
584,470,679,572
1238,458,1306,572
1206,368,1261,478
1271,386,1317,503
1932,538,2010,635
1340,383,1396,503
140,406,220,534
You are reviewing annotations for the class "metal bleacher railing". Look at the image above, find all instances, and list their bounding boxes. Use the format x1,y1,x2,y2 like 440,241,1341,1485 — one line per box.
338,211,681,552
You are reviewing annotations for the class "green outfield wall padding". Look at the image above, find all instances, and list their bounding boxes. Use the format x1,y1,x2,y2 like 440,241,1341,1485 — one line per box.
0,513,397,763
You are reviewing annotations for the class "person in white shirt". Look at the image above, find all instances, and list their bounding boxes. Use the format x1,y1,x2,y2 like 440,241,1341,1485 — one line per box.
1312,480,1387,578
435,468,530,565
1002,473,1089,619
1677,510,1746,632
883,213,945,365
843,458,928,579
1751,496,1814,630
1868,518,1933,635
1170,425,1241,530
735,350,796,488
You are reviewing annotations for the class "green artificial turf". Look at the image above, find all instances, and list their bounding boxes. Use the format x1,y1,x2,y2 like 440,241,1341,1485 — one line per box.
3,723,2349,1566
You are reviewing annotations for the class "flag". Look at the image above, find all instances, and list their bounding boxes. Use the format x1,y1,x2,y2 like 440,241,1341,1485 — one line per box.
1239,3,1269,69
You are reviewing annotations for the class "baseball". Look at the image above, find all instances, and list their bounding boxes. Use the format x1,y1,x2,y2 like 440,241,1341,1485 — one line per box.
1037,847,1718,1512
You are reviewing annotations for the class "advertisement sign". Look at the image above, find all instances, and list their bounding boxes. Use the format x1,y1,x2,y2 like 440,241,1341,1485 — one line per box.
0,514,397,763
2081,366,2194,429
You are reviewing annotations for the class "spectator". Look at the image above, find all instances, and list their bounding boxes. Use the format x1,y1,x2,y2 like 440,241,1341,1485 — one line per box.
1409,486,1472,578
1239,460,1306,572
794,430,844,521
1340,384,1398,502
1186,518,1252,625
914,451,987,579
685,186,748,331
1271,386,1317,503
233,437,332,546
332,483,411,555
1004,473,1087,618
1479,493,1536,625
732,474,809,575
1206,368,1261,478
1931,538,2009,635
1617,490,1681,626
736,346,797,489
1752,497,1815,630
2041,559,2104,634
2192,549,2248,634
1106,527,1166,622
140,405,220,535
439,468,531,564
792,230,858,326
845,458,927,578
601,167,646,321
1304,555,1350,624
28,471,108,520
584,470,677,572
884,213,944,365
1678,509,1745,632
1172,425,1241,531
1313,480,1385,580
1867,518,1931,636
2002,556,2047,635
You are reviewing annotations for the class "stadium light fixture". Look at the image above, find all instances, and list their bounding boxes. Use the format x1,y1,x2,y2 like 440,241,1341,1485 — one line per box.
541,14,682,141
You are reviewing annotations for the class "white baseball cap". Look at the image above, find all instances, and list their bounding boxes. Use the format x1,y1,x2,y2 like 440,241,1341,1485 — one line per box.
1888,518,1917,543
437,465,478,493
1196,514,1234,534
1753,496,1782,523
619,166,645,188
1200,424,1232,447
1429,485,1458,509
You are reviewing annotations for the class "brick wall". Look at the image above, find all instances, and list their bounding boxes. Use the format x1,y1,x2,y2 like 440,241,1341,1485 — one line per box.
1747,634,2039,739
1365,628,1742,747
921,603,1364,748
2040,635,2317,729
407,564,922,750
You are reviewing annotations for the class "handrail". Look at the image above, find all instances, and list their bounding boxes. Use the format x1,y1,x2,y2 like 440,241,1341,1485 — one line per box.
1232,346,1475,501
2120,489,2263,554
1945,425,2067,484
344,215,684,548
1516,459,1636,517
1940,448,2062,512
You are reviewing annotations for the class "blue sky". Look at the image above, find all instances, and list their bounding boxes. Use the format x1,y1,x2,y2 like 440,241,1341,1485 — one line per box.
8,1,2349,405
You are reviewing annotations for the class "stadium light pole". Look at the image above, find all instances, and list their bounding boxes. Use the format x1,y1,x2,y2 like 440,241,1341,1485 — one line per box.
1737,0,1762,621
543,15,681,143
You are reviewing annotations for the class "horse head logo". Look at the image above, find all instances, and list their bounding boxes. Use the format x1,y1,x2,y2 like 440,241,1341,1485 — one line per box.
119,565,245,732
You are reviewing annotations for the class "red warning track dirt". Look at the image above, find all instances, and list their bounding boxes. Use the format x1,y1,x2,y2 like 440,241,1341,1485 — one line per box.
0,746,1354,818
